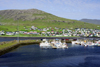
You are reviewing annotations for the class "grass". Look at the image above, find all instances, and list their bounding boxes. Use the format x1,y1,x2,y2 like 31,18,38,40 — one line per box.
0,22,100,32
0,41,17,50
0,9,100,32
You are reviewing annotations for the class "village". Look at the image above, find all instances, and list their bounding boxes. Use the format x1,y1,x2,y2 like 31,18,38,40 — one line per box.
0,26,100,37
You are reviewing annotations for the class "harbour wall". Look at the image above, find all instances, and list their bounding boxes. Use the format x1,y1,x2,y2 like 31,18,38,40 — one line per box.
0,40,40,56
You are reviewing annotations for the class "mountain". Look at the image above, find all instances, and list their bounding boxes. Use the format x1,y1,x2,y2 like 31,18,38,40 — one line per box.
80,19,100,25
0,9,100,31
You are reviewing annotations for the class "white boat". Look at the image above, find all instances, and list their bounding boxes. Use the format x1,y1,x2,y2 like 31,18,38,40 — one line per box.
72,40,81,45
80,41,85,45
51,39,68,48
54,39,62,48
84,42,95,47
61,41,68,48
94,40,100,46
40,39,68,49
40,39,51,48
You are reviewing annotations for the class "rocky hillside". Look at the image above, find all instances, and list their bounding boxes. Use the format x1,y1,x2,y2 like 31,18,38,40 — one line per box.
0,9,99,31
80,19,100,25
0,9,46,21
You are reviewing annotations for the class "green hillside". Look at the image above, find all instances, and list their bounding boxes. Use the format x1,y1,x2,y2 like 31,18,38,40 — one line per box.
0,9,100,31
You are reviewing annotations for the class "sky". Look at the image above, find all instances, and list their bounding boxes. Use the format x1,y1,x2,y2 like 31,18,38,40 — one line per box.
0,0,100,20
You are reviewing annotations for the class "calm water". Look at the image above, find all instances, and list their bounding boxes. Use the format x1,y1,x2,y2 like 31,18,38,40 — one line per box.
0,38,100,67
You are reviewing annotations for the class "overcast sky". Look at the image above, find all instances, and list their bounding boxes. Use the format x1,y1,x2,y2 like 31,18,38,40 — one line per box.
0,0,100,20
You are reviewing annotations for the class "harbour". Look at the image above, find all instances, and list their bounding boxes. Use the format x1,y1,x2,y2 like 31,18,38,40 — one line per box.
0,0,100,67
0,43,100,67
0,37,100,67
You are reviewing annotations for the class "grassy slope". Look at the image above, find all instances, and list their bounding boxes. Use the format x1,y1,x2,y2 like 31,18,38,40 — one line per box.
0,9,100,32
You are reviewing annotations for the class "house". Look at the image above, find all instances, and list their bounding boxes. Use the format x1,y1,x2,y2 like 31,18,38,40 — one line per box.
33,31,39,35
30,26,37,30
6,32,14,35
19,31,24,34
42,31,46,34
0,31,5,35
47,28,50,30
43,28,47,31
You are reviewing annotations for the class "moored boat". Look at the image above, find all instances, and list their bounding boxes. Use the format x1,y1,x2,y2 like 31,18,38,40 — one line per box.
94,40,100,46
39,39,51,48
62,41,68,48
71,40,81,45
84,42,95,47
53,39,62,48
50,39,68,49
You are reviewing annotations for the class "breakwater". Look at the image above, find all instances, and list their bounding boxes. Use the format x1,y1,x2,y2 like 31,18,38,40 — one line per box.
0,40,41,56
0,36,99,56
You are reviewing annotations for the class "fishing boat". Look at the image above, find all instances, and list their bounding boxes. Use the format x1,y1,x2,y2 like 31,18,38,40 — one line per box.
71,40,81,45
80,41,85,46
94,40,100,46
61,41,68,48
53,39,62,48
51,39,68,48
39,39,51,48
40,39,68,49
84,42,95,47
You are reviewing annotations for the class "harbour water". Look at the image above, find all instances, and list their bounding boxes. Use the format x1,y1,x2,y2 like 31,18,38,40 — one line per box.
0,38,100,67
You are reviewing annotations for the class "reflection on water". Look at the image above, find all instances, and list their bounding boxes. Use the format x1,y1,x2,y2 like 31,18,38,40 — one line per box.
0,43,100,67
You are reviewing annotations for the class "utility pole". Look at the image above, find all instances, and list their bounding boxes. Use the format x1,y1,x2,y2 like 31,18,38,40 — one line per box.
17,18,19,43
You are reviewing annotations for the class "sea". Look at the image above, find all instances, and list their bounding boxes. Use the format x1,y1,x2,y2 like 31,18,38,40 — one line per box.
0,37,100,67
